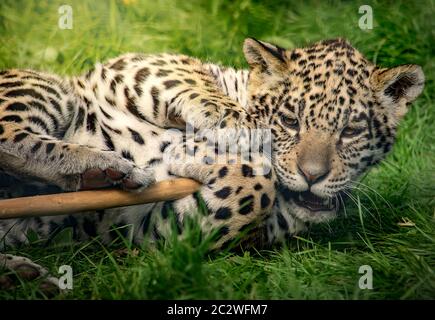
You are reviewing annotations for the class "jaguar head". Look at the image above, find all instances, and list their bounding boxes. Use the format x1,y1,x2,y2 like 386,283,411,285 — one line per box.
244,38,424,224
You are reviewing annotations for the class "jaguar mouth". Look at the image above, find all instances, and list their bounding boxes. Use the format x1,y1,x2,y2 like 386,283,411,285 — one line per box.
293,190,337,212
277,184,344,223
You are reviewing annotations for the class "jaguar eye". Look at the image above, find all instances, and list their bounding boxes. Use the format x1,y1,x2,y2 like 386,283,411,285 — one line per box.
281,115,299,130
341,126,363,138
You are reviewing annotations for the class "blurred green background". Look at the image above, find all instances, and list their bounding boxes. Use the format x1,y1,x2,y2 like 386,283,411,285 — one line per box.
0,0,434,299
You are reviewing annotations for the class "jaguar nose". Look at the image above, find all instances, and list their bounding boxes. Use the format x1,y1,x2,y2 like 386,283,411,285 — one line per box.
297,161,330,185
296,131,332,186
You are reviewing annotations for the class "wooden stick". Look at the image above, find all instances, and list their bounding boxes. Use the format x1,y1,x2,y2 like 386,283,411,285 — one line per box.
0,178,201,219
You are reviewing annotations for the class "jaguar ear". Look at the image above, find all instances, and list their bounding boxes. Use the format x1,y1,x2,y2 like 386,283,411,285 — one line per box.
243,38,287,75
371,64,425,122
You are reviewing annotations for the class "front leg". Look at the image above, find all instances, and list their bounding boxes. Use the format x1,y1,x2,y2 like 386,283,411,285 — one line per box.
0,122,154,191
166,139,276,249
122,55,256,131
163,88,254,130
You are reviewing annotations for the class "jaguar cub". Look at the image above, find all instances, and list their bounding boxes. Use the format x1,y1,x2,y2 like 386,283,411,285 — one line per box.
0,38,424,290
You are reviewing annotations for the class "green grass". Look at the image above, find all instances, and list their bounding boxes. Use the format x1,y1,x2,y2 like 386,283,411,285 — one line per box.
0,0,434,299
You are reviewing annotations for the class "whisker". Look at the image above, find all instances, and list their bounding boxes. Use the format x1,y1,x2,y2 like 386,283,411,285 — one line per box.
343,189,373,219
352,187,383,224
350,180,394,212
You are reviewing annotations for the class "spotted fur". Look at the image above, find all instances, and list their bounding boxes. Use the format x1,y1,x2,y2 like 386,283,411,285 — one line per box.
0,38,424,287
